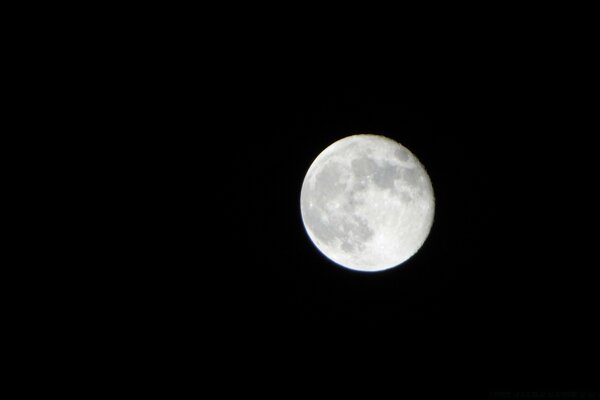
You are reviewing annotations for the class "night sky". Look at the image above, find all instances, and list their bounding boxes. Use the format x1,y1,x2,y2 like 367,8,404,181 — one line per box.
143,55,597,395
210,70,597,392
70,8,597,397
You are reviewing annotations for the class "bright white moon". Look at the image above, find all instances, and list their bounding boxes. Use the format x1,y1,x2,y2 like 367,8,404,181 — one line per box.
300,134,435,272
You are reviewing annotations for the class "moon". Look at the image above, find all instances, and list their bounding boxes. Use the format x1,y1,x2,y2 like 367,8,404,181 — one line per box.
300,134,435,272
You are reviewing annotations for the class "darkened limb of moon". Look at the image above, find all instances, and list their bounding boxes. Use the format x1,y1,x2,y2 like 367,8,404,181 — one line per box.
300,134,435,272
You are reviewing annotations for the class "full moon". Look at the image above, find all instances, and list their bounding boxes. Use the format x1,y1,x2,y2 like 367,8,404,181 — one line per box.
300,134,435,272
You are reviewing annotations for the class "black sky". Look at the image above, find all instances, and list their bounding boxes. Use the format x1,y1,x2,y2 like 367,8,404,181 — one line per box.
51,7,598,397
204,65,597,390
131,41,599,394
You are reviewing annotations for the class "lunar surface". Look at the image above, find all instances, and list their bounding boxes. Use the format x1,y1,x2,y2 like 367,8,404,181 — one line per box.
300,134,435,272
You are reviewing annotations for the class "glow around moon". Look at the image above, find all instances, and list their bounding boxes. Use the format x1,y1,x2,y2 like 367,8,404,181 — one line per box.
300,134,435,272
